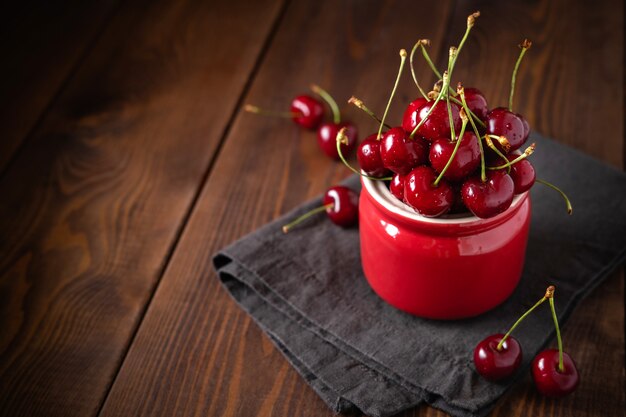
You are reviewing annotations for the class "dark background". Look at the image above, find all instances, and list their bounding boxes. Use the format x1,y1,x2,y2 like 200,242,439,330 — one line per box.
0,1,623,416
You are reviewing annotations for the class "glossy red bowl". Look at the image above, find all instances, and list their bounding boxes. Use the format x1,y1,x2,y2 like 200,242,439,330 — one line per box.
359,176,531,319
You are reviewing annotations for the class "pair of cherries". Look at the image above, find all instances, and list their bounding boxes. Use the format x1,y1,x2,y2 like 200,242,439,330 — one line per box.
474,286,579,398
245,86,358,159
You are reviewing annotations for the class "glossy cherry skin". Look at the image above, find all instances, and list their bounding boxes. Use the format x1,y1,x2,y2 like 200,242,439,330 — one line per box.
532,349,579,398
404,166,454,217
389,173,405,201
380,127,429,175
408,100,462,141
517,113,530,143
487,107,526,151
474,334,522,381
317,122,358,159
464,87,489,122
357,134,390,177
429,132,480,181
322,186,359,227
492,154,536,194
290,95,324,129
401,97,429,134
461,170,515,218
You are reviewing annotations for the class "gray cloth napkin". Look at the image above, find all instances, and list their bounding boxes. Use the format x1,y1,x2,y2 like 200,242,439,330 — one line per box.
213,133,626,417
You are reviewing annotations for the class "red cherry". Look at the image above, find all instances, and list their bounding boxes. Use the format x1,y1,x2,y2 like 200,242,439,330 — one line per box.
282,186,358,233
357,134,390,177
290,95,324,129
401,97,429,134
461,170,515,218
473,334,522,381
464,87,489,122
532,349,579,398
410,100,462,141
322,186,359,227
404,166,454,217
517,112,530,143
389,173,405,200
492,154,536,194
380,127,428,175
317,122,358,160
486,107,526,151
429,132,480,181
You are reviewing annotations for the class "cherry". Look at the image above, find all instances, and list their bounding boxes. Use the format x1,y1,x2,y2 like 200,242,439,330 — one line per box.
357,133,390,177
282,186,358,233
491,154,536,194
318,122,358,159
380,127,428,175
389,173,405,200
311,84,359,159
463,87,489,122
290,95,324,129
401,97,429,134
461,170,514,218
404,166,454,217
532,350,579,398
517,113,530,143
429,132,480,181
474,334,522,381
406,100,462,141
244,95,324,130
486,107,526,151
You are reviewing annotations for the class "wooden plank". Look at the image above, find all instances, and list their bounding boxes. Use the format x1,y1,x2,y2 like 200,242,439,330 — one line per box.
0,0,121,173
0,0,285,416
101,0,624,417
97,1,456,416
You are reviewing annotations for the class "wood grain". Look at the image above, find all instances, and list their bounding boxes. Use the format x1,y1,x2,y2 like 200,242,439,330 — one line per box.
0,0,121,173
97,1,457,416
0,0,284,416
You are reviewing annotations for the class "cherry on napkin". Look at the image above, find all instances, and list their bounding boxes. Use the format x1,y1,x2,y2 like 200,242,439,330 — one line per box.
213,134,626,417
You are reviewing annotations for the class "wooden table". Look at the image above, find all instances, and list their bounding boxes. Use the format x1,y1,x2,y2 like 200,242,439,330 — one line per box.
1,1,623,416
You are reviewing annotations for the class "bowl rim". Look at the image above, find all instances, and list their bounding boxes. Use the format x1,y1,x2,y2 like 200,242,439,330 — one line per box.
361,173,529,226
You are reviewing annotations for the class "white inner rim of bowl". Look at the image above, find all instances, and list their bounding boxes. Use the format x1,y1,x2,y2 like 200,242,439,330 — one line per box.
362,174,528,225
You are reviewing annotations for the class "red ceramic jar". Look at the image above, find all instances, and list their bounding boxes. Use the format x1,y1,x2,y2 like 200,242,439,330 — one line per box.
359,176,531,319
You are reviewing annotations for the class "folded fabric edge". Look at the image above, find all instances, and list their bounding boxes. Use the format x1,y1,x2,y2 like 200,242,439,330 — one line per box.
213,254,437,417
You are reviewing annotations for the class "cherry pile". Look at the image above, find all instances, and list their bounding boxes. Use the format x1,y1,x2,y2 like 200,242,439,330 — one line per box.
335,13,571,219
474,286,579,397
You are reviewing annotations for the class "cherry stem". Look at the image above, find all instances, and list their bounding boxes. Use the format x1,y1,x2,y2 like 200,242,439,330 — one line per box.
433,116,468,186
348,96,391,129
485,134,512,153
487,143,536,170
449,12,479,82
483,136,511,173
459,86,486,182
378,49,407,140
282,204,333,233
535,179,573,215
409,40,430,99
311,84,340,124
509,39,532,112
244,105,301,118
548,294,566,373
445,48,458,144
496,285,554,351
336,128,392,181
